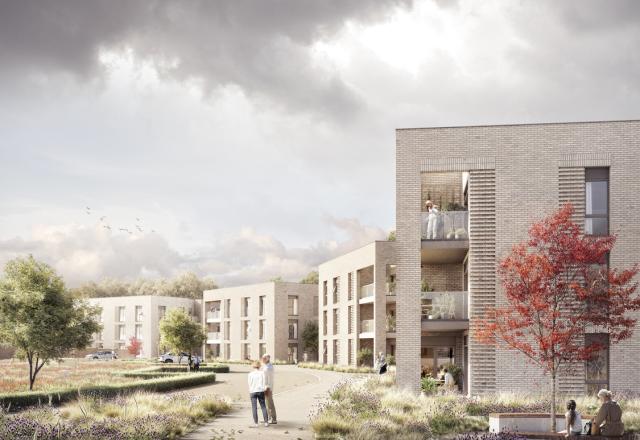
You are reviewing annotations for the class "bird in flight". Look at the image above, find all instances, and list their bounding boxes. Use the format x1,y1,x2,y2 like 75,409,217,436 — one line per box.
103,225,111,230
99,216,107,222
136,225,143,232
85,207,91,215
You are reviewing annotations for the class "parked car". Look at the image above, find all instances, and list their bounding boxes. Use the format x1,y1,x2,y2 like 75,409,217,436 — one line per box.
85,350,118,360
158,352,191,364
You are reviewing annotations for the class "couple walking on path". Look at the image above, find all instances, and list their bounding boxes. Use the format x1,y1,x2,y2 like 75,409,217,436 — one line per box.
247,354,277,428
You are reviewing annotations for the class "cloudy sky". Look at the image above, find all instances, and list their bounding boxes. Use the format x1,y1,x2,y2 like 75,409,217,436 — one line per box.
1,0,639,287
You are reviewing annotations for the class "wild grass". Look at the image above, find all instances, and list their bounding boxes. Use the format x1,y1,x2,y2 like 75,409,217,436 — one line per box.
0,391,231,439
298,362,375,374
310,374,640,439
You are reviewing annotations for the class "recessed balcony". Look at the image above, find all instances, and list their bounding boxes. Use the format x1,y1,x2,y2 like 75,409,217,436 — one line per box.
207,332,221,343
206,310,221,322
359,319,374,338
421,211,469,264
359,283,375,304
421,291,469,331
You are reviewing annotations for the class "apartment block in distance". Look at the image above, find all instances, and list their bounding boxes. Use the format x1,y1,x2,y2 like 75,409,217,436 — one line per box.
202,282,317,363
395,120,640,395
318,241,396,367
87,296,200,358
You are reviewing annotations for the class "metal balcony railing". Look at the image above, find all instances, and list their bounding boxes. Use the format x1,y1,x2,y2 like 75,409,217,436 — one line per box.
421,211,469,240
206,310,221,321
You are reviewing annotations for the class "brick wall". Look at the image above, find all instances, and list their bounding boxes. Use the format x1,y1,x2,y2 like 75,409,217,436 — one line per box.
422,264,463,291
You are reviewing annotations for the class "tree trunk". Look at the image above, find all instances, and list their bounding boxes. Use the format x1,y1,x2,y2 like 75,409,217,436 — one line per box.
27,353,34,391
551,373,557,432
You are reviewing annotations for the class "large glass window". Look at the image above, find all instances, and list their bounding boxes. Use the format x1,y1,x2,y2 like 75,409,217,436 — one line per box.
135,306,143,322
259,295,266,316
241,297,249,317
332,277,340,303
585,168,609,235
585,333,609,395
288,296,298,316
288,319,298,339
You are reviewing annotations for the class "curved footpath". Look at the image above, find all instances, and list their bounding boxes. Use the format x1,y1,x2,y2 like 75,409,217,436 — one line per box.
182,364,350,440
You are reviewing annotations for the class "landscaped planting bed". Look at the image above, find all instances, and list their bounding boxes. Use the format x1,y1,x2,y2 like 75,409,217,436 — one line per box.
0,391,231,439
310,375,640,439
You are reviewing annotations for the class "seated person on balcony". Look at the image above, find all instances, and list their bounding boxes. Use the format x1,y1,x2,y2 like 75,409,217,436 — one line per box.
591,389,624,436
558,400,582,437
425,200,439,239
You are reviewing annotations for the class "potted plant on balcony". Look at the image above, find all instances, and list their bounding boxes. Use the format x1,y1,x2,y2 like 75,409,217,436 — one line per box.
421,279,434,293
386,314,396,332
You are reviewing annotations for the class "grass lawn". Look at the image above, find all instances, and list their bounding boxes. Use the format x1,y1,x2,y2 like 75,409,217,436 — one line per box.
311,374,640,439
0,359,153,392
0,391,231,439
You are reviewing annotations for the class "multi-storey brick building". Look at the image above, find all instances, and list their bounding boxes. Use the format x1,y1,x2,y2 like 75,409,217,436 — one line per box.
202,282,317,363
87,295,200,358
395,120,640,395
318,241,396,367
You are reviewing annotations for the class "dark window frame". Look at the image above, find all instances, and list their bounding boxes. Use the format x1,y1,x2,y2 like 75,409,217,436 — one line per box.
585,333,610,394
585,167,609,236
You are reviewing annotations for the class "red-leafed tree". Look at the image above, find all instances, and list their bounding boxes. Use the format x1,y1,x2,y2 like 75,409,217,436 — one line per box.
477,204,639,431
128,336,142,357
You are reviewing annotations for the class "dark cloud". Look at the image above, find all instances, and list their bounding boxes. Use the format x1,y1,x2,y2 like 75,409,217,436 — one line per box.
0,0,412,118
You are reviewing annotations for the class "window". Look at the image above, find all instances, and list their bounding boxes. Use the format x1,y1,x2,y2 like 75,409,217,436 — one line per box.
348,339,354,365
242,343,251,360
322,311,327,336
322,281,328,306
118,342,126,350
347,272,353,300
242,320,251,340
135,324,143,340
259,343,267,358
386,265,397,295
224,343,231,360
96,331,103,341
322,340,328,363
288,296,298,316
135,306,143,322
116,306,125,322
259,319,266,339
116,324,126,341
333,340,339,364
158,306,166,321
242,297,249,317
224,299,231,318
348,306,353,334
333,309,339,335
224,321,230,340
259,295,266,316
332,277,339,303
586,333,609,395
585,168,609,235
288,320,298,340
288,343,298,363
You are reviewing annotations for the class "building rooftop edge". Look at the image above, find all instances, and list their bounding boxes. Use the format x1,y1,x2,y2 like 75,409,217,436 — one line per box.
86,295,197,301
318,240,394,268
396,118,640,131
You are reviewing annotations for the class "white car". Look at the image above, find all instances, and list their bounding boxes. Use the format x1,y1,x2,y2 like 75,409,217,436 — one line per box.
158,352,191,364
85,350,118,360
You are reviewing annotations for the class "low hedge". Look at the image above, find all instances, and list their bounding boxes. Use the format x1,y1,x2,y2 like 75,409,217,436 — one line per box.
0,372,216,411
209,359,291,366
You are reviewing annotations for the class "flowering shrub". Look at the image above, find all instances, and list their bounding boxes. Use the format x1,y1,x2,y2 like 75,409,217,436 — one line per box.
298,362,375,374
0,392,231,439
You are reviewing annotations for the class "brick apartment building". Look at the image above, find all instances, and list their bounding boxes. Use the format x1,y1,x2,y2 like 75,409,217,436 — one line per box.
395,120,640,395
87,295,200,358
202,282,317,363
318,241,396,367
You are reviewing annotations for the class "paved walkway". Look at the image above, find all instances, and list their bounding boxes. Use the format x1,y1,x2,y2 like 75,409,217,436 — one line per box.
183,365,348,440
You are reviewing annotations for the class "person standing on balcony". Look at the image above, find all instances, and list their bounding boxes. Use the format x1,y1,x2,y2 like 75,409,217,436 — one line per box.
261,354,277,424
425,200,440,239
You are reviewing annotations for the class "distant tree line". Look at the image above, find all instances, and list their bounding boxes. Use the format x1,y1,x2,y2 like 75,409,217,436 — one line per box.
70,272,217,300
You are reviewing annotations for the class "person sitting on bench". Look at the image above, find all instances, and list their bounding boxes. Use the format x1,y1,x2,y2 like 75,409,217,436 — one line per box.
591,389,624,436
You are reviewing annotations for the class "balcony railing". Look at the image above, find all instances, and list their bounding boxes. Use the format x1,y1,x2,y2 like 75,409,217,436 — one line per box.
421,291,468,320
421,210,468,240
359,284,374,300
360,319,374,333
207,332,221,342
206,311,221,321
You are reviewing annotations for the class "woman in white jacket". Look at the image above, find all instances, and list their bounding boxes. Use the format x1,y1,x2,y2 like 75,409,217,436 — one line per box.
247,361,269,428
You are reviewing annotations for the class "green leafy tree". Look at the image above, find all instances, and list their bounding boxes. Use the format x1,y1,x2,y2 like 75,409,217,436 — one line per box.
159,308,205,370
387,230,396,241
301,321,318,359
0,256,101,390
269,276,284,282
300,271,319,284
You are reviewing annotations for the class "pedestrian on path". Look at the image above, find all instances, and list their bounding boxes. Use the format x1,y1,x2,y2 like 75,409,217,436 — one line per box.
248,360,269,428
261,354,277,424
376,352,387,375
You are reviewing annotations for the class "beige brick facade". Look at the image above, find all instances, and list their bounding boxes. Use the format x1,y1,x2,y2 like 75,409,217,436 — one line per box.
396,120,640,395
87,295,200,359
202,282,317,363
318,241,396,367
